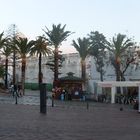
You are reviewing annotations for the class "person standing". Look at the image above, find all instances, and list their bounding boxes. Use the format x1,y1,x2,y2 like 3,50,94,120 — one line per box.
18,84,22,97
13,84,19,97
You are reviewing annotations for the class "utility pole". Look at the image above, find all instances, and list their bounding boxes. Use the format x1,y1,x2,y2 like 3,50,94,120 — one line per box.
6,24,18,85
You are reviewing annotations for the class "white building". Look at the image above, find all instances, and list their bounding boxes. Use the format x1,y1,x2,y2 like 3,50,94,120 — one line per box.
16,52,140,93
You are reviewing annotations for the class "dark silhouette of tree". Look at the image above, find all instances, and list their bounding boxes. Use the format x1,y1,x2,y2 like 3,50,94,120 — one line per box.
72,37,90,81
30,36,52,87
0,32,10,88
43,24,72,87
107,33,134,81
88,31,108,81
14,37,35,95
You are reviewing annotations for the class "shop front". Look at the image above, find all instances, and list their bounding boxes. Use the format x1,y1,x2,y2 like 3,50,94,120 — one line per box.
55,72,84,100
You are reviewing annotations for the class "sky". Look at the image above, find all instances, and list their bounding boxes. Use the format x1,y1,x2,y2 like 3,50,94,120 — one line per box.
0,0,140,54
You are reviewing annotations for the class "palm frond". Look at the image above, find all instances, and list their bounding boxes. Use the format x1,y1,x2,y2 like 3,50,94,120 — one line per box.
43,23,72,48
72,37,90,60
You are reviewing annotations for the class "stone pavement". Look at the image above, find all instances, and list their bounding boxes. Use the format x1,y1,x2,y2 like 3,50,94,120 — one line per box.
0,89,48,105
0,90,140,140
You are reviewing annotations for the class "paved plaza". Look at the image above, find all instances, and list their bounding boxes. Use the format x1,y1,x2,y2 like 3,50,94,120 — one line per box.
0,90,140,140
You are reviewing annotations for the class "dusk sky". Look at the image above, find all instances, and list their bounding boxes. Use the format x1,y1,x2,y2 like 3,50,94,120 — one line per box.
0,0,140,53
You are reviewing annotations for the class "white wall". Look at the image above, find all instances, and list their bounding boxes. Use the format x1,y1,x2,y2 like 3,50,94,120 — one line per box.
16,53,140,93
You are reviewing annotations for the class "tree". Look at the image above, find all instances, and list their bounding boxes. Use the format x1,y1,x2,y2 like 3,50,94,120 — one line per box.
0,32,7,49
107,33,134,81
88,31,108,81
43,24,72,87
46,50,64,74
0,45,12,88
14,37,35,95
30,36,52,87
72,37,90,81
0,32,10,88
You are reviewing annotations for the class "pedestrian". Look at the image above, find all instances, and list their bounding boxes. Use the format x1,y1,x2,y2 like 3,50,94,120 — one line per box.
13,84,19,97
10,83,14,97
18,84,22,97
60,90,65,101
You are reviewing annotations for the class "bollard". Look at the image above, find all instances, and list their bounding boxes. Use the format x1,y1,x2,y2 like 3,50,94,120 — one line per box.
52,97,54,107
40,84,47,114
15,94,18,104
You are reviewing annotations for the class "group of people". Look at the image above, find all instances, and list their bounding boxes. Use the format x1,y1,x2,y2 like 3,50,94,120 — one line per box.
9,83,22,97
52,86,85,101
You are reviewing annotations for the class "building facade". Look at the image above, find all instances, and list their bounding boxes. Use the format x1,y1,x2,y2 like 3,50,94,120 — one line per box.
16,52,140,93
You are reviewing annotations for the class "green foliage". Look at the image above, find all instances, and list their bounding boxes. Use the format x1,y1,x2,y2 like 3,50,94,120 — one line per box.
0,32,9,49
107,33,134,57
30,36,52,56
15,37,35,57
72,37,90,60
24,83,53,91
46,51,64,73
72,37,90,80
30,36,52,85
88,31,108,49
43,24,72,83
43,24,72,48
88,31,108,81
107,33,135,81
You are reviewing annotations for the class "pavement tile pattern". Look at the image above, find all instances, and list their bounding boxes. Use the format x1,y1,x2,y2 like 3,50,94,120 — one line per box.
0,90,140,140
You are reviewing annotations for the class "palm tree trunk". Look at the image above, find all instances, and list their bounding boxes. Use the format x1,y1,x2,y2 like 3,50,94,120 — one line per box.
81,59,86,90
53,47,59,87
116,63,121,81
115,56,121,81
81,59,86,80
38,53,43,88
100,67,104,81
116,62,121,93
13,50,16,85
5,57,8,89
21,57,26,95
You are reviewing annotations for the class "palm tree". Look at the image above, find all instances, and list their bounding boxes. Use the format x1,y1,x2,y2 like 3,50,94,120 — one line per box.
0,32,7,49
0,32,10,88
43,24,72,87
30,36,52,87
14,37,35,95
0,46,12,88
107,33,134,81
72,37,90,81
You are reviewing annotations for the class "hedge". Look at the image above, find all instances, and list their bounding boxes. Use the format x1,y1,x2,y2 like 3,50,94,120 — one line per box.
24,83,53,91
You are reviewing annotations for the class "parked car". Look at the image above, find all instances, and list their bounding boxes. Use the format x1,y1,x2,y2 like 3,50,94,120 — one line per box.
133,97,139,110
